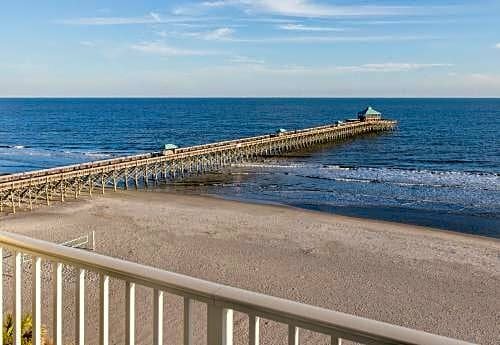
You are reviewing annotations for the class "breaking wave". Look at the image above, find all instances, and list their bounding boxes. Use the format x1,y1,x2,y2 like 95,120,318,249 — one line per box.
0,145,117,173
234,162,500,192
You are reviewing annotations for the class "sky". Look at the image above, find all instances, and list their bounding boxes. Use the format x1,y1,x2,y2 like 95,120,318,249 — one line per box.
1,0,499,97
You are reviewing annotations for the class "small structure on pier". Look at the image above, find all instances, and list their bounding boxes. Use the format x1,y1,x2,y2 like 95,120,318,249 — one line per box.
272,128,287,137
358,106,382,121
162,144,178,156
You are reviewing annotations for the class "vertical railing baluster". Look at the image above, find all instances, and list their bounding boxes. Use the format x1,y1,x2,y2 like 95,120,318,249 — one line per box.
53,262,63,345
125,282,135,345
75,268,85,345
183,297,193,345
223,309,233,345
153,289,164,345
13,252,22,345
100,274,109,345
207,305,233,345
32,256,42,345
288,325,299,345
248,314,260,345
331,336,341,345
207,304,221,345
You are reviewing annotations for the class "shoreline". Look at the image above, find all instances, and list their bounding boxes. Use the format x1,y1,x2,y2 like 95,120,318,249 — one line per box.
161,188,500,241
1,190,499,344
159,168,500,239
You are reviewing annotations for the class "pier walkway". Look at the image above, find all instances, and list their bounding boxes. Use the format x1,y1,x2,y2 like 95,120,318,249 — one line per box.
0,119,395,214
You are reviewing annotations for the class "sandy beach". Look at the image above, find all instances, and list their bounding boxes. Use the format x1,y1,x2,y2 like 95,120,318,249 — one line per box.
1,190,498,344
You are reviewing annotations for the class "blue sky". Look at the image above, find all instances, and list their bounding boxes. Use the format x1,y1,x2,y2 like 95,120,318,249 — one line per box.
1,0,499,97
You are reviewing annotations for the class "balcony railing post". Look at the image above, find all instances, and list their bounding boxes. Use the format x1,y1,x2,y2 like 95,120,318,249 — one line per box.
223,309,233,345
53,262,63,345
125,282,135,345
248,314,260,345
13,252,22,345
331,336,342,345
207,304,233,345
75,268,85,345
183,297,194,345
99,274,109,345
153,289,164,345
32,256,42,345
288,325,299,345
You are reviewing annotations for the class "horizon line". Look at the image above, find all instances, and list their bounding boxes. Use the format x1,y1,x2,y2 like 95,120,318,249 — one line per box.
1,96,500,99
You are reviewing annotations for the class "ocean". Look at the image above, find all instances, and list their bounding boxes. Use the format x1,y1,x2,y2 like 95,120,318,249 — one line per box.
1,98,499,238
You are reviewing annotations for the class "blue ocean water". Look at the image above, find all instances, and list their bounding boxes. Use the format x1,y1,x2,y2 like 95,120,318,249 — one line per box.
1,98,499,237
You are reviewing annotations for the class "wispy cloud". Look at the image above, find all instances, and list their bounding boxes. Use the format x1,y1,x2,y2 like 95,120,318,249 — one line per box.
130,41,216,56
58,15,159,25
278,24,346,32
188,27,235,41
79,41,96,47
149,12,161,22
227,34,439,43
340,19,459,25
210,61,453,76
495,43,500,49
57,13,205,25
468,73,500,83
227,55,265,65
335,63,453,73
198,0,443,18
202,1,230,7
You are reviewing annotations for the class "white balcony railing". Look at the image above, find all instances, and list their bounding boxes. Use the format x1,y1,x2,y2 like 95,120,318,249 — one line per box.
0,231,475,345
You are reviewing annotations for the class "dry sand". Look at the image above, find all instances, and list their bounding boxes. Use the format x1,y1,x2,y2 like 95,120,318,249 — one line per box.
1,190,498,344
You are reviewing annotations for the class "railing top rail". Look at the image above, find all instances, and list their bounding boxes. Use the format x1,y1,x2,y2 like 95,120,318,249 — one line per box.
0,231,472,345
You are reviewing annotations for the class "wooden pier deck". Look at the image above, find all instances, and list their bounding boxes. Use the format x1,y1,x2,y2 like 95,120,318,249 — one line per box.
0,119,396,214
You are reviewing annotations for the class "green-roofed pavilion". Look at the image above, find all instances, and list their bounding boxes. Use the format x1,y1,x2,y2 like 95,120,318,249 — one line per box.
357,106,382,121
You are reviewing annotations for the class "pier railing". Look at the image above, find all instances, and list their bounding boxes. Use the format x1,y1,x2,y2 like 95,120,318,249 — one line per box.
0,231,473,345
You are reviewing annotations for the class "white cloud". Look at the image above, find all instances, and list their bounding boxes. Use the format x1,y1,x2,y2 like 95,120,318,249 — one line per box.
335,63,453,73
443,72,500,96
206,61,453,76
468,73,500,83
202,1,230,7
57,14,204,25
495,43,500,49
149,12,161,22
198,0,434,17
202,27,234,40
59,16,159,25
151,28,235,41
228,55,265,65
342,19,457,25
278,23,346,32
79,41,96,47
130,42,215,56
227,34,438,43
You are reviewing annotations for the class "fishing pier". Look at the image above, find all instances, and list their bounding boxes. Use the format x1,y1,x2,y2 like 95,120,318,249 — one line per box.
0,117,396,214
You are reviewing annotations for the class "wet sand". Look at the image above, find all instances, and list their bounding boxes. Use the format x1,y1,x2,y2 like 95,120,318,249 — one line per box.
1,190,498,344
